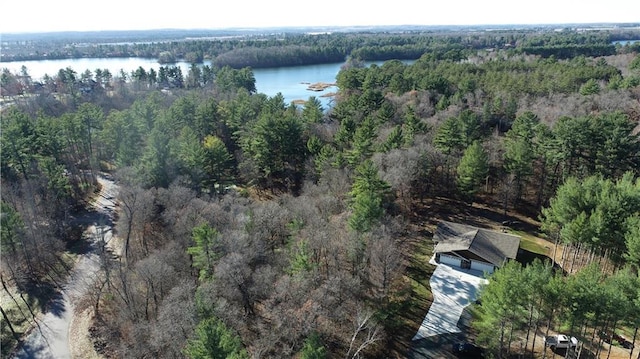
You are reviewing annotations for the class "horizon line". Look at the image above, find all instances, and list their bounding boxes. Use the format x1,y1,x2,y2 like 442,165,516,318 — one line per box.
3,22,640,36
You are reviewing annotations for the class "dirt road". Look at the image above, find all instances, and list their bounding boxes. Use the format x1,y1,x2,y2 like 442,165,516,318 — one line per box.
11,175,117,359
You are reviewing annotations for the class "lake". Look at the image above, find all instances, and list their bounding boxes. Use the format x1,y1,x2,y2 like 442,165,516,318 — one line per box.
612,39,640,45
1,58,367,109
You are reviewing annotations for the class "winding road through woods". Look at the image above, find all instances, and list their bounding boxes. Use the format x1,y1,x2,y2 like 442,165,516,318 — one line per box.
12,175,118,359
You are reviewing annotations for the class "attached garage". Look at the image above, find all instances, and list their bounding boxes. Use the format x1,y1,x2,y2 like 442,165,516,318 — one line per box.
432,221,521,273
470,260,496,274
438,254,463,268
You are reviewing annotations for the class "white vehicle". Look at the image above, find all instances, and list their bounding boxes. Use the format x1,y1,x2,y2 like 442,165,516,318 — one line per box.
545,334,578,350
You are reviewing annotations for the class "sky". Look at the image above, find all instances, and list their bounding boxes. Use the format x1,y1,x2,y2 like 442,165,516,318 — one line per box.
1,0,639,34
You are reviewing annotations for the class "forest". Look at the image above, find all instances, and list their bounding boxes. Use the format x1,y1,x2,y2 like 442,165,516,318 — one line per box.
3,25,640,67
1,28,640,358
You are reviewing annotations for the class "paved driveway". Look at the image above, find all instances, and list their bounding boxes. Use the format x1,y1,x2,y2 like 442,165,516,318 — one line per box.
412,260,488,341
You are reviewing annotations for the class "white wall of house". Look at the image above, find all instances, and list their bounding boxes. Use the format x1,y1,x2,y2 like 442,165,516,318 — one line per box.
438,253,496,274
470,260,495,274
438,254,462,268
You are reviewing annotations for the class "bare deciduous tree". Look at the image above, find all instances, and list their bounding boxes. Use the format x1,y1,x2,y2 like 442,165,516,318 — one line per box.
373,145,428,211
366,230,402,299
150,282,198,358
247,200,291,251
116,184,154,263
214,252,256,316
344,307,382,359
134,251,179,320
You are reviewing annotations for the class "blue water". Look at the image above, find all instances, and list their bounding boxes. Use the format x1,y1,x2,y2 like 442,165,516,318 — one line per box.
612,40,640,45
1,58,348,109
1,57,414,109
253,62,343,109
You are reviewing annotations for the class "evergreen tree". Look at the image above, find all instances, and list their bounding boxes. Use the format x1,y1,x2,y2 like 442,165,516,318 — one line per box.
202,135,233,194
184,317,249,359
401,108,428,146
302,96,324,124
289,239,315,275
0,202,24,259
579,78,600,95
243,113,307,188
137,124,173,188
457,141,489,201
0,107,36,179
348,160,391,232
299,332,327,359
349,191,385,233
503,112,539,201
541,172,640,265
187,224,222,281
624,215,640,269
334,117,357,150
458,109,482,147
348,116,378,164
433,116,462,155
380,125,404,152
176,126,207,188
474,260,528,356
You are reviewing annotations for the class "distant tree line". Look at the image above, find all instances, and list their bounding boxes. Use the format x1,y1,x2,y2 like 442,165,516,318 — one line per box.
4,28,638,68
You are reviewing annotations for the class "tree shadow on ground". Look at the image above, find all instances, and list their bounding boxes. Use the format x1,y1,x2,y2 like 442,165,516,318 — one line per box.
43,290,67,318
516,249,565,274
66,207,114,256
22,281,64,316
387,234,437,357
407,333,464,359
11,337,49,359
406,275,487,358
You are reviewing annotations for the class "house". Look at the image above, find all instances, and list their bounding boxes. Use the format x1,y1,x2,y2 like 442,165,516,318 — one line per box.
433,221,520,274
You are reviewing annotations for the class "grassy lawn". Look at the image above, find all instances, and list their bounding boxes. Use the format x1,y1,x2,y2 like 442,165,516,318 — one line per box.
504,229,556,268
383,230,436,357
518,235,551,256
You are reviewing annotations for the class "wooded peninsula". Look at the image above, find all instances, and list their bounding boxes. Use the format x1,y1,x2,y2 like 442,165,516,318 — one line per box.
2,25,640,359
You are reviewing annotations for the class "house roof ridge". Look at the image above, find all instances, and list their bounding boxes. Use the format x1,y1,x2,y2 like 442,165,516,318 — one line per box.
477,227,521,238
433,220,521,268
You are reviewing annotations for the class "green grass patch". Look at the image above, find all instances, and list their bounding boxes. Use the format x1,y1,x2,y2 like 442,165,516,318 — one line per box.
405,237,435,313
509,230,551,256
409,275,432,304
508,230,557,267
384,235,437,357
1,289,43,357
519,237,551,256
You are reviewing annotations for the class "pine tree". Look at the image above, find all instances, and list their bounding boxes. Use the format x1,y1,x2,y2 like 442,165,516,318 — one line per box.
457,141,489,201
504,113,539,179
202,135,232,194
184,317,249,359
299,332,327,359
187,224,222,281
474,260,528,356
348,160,391,232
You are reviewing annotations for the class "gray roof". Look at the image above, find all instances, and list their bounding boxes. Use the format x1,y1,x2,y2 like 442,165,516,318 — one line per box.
433,221,520,267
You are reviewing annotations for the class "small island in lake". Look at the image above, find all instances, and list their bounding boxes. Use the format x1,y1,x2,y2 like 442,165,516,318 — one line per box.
306,82,336,92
